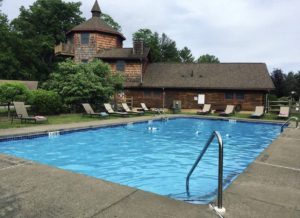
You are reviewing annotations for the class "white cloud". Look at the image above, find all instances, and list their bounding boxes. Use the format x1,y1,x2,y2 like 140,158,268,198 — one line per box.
1,0,300,72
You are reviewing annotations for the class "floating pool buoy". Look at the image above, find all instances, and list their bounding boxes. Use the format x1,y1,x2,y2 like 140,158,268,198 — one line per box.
148,127,158,132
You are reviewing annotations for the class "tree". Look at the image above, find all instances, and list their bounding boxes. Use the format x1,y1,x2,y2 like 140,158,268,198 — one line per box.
0,82,30,117
133,29,162,62
179,47,195,63
44,59,124,108
284,71,300,100
101,13,122,32
197,54,220,63
132,29,181,62
0,13,21,80
11,0,85,81
160,33,180,62
271,69,286,98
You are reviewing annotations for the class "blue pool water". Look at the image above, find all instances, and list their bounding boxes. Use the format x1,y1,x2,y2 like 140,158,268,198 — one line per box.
0,118,281,203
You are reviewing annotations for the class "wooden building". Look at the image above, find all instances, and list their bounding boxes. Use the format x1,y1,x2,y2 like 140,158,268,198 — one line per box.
55,0,274,111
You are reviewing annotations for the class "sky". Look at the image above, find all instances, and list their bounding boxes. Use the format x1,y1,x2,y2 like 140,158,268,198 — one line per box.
1,0,300,73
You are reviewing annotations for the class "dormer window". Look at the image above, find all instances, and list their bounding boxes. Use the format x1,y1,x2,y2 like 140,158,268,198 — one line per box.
116,61,125,72
81,33,90,45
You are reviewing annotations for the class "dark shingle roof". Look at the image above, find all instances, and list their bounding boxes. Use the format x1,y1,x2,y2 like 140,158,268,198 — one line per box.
96,48,150,60
68,17,125,40
125,63,274,90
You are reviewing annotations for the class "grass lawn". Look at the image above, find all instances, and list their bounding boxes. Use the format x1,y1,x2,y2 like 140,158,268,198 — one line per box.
0,110,298,130
180,111,300,121
0,113,129,129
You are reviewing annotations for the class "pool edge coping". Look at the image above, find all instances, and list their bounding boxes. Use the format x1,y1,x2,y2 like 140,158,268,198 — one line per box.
0,114,286,141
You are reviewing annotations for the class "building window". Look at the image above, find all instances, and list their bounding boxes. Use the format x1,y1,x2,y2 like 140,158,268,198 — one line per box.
225,93,234,100
81,33,90,45
153,90,161,98
144,90,151,97
81,59,88,63
116,61,125,72
236,93,245,100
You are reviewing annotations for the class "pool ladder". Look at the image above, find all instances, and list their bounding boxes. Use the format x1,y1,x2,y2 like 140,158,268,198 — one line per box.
281,117,299,132
186,131,226,215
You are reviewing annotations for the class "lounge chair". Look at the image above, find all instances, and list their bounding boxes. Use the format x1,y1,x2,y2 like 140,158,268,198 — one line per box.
104,103,128,117
82,103,108,117
197,104,211,115
140,103,163,114
121,103,144,115
250,106,264,118
12,102,47,124
219,105,235,116
278,106,290,118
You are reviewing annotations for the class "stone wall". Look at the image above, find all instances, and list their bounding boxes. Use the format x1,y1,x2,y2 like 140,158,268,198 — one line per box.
125,89,266,111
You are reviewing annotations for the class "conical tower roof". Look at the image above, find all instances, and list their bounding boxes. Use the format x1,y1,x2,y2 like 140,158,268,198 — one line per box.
68,0,125,40
91,0,101,17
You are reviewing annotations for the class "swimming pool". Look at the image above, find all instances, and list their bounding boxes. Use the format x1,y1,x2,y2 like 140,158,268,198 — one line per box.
0,118,281,204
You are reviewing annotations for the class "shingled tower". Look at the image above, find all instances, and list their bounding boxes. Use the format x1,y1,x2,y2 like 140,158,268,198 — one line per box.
54,0,149,85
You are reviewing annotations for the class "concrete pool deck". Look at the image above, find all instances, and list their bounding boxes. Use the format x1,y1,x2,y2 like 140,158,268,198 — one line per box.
0,115,299,217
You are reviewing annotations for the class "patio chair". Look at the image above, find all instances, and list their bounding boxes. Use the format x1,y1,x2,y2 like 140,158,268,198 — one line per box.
197,104,211,115
12,102,48,124
104,103,128,117
278,106,290,118
140,103,163,114
250,106,264,118
219,105,235,116
121,103,144,115
82,103,108,117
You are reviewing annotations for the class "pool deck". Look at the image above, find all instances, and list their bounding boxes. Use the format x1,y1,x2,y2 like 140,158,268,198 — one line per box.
0,115,299,217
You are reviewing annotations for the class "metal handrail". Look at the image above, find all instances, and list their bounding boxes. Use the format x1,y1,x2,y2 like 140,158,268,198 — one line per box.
186,131,224,209
281,117,299,132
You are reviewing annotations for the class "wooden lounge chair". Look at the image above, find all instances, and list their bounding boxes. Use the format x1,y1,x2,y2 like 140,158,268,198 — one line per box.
82,103,108,117
219,105,235,116
250,106,264,118
121,103,144,115
197,104,211,115
104,103,128,117
278,106,290,118
140,103,163,114
12,102,47,124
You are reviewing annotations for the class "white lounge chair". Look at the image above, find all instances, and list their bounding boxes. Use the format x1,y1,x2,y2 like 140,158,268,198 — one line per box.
82,103,108,117
104,103,128,117
219,105,235,116
140,103,163,114
251,106,264,118
12,102,47,124
197,104,211,115
278,106,290,118
121,103,144,115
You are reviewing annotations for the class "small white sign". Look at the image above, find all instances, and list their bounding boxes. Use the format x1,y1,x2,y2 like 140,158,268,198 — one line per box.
198,94,205,104
194,97,198,101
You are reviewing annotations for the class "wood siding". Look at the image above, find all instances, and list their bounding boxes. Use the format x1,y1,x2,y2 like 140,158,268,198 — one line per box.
96,33,122,50
125,88,265,111
73,33,122,62
109,61,142,83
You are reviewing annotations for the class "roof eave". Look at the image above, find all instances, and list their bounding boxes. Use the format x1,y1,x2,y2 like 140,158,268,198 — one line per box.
67,29,126,40
124,85,275,91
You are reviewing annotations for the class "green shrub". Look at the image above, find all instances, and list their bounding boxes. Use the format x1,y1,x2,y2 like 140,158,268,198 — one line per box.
28,89,62,115
44,59,124,107
268,94,278,101
0,82,30,116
